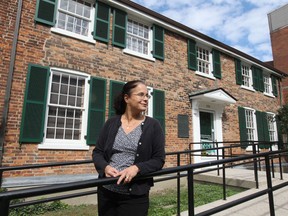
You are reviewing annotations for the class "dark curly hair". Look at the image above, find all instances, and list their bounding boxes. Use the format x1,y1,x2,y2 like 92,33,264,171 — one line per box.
113,80,145,115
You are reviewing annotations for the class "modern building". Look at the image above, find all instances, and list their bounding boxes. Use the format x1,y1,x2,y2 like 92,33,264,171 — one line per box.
268,3,288,104
0,0,285,181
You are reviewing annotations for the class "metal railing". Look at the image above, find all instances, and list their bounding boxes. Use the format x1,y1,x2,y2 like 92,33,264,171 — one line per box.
0,142,287,216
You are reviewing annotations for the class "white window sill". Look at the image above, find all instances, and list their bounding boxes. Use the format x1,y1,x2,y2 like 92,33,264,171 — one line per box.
264,92,275,98
123,49,155,62
51,28,95,44
195,71,215,80
241,85,255,92
38,142,90,151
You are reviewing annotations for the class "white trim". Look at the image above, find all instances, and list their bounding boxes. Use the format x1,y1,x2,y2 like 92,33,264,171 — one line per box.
40,68,90,151
107,0,282,77
195,71,216,80
240,85,255,92
52,0,95,44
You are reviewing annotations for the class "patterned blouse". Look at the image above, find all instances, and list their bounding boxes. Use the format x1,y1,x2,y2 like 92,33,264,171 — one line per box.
104,123,142,194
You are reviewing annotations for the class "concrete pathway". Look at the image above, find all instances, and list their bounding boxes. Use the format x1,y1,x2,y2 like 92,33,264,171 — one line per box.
179,167,288,216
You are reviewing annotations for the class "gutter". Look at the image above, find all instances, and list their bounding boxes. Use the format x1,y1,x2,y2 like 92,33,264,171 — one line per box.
0,0,23,167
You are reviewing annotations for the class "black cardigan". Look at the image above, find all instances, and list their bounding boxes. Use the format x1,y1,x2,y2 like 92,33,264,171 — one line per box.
92,115,165,195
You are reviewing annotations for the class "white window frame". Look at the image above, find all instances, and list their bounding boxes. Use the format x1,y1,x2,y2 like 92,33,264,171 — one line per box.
241,63,254,91
51,0,95,44
195,44,215,79
263,74,274,97
266,112,278,142
244,108,257,141
39,68,90,150
123,17,155,61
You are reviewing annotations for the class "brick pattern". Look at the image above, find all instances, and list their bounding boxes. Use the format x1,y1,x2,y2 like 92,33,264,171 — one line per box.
270,26,288,103
1,0,282,177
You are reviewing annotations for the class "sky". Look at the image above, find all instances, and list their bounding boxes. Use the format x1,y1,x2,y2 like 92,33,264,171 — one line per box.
132,0,288,62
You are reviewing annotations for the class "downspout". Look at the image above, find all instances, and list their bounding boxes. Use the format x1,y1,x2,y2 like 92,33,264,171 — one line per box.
0,0,23,167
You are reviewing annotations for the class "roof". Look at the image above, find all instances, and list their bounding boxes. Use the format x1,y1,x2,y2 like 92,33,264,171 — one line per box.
111,0,287,77
189,88,237,104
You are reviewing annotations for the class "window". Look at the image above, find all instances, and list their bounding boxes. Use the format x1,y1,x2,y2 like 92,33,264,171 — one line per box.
245,109,256,141
124,18,154,60
197,46,211,75
53,0,94,42
267,113,277,141
242,64,253,89
41,69,90,150
263,74,273,96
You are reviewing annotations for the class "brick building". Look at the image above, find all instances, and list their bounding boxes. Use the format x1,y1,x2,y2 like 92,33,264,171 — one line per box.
0,0,285,181
268,3,288,103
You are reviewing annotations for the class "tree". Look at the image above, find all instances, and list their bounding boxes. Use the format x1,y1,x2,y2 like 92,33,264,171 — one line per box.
276,104,288,162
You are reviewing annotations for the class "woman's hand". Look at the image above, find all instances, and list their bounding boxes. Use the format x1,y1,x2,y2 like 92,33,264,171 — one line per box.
117,165,139,185
104,165,119,177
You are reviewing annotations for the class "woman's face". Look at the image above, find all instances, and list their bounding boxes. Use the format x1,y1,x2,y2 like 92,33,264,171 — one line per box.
125,83,149,113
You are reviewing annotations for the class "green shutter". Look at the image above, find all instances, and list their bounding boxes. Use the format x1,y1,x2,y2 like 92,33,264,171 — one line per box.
153,89,165,132
35,0,58,26
86,77,106,145
252,66,264,92
271,75,278,97
252,66,259,91
238,107,248,148
94,2,110,43
188,39,197,71
256,111,270,148
19,64,50,143
258,69,264,92
109,81,125,117
235,58,242,85
256,111,264,141
212,49,221,79
153,25,165,60
112,9,127,48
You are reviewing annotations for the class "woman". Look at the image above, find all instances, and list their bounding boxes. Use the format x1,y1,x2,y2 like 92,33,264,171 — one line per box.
92,80,165,216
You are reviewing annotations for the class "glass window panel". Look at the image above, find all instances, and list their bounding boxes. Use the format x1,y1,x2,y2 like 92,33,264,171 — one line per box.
57,117,65,128
68,0,76,13
74,130,80,139
46,128,55,138
76,2,83,16
60,95,67,105
56,129,64,139
58,108,66,117
68,96,76,106
60,0,69,10
76,97,82,107
49,107,57,116
69,86,77,95
75,110,81,118
66,118,73,128
65,130,73,139
50,94,58,104
47,117,56,127
60,84,68,94
74,119,80,129
52,74,60,82
67,109,74,117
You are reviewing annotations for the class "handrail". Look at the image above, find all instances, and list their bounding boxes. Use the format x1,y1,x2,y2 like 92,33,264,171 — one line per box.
0,150,287,216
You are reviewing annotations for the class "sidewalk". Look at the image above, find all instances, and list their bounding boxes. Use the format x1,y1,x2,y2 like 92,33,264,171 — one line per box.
179,168,288,216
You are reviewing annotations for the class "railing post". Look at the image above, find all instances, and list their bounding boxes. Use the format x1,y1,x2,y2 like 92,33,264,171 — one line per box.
279,153,283,180
216,142,220,176
177,152,181,216
252,143,259,189
265,155,275,216
0,170,3,188
222,148,226,200
0,198,10,216
270,145,275,178
187,168,194,216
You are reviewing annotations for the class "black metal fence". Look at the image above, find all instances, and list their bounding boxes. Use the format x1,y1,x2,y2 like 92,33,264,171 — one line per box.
0,141,287,216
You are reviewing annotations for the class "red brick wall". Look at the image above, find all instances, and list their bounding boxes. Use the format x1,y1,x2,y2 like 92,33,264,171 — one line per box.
271,26,288,103
1,0,282,177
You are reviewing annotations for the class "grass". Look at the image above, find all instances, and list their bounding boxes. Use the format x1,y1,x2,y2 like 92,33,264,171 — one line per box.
40,182,245,216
